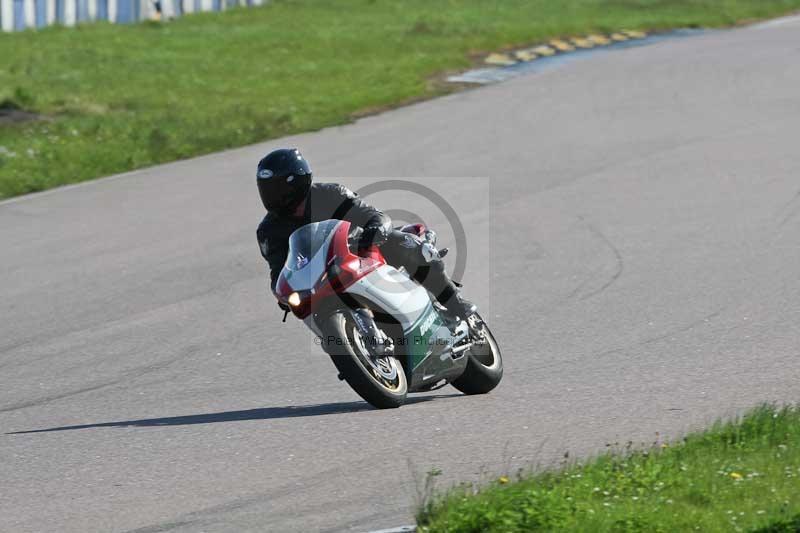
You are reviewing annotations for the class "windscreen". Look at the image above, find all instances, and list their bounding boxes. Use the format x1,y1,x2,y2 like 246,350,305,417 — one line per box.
285,219,341,272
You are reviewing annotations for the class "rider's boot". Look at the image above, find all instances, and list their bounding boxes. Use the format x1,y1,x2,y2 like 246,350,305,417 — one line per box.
394,231,477,323
440,289,477,324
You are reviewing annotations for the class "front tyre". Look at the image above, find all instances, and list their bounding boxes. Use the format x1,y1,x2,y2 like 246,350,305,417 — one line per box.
320,311,407,409
451,314,503,395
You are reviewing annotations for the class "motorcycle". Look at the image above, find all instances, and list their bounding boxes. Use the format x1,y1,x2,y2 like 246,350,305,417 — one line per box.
274,219,503,408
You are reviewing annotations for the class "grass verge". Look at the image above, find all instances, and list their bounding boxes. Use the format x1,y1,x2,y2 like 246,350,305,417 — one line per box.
3,0,800,199
417,404,800,532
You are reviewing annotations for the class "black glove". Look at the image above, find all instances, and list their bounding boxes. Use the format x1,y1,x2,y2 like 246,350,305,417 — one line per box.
358,224,389,250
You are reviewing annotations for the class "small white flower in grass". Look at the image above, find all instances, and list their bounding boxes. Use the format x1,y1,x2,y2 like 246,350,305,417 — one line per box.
666,499,673,504
593,487,600,492
632,496,639,501
757,510,766,515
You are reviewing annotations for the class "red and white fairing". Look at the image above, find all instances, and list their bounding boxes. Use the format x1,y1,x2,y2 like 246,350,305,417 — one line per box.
274,219,434,332
274,219,385,317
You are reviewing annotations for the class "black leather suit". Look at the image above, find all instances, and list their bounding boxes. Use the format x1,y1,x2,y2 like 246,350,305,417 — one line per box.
256,183,459,307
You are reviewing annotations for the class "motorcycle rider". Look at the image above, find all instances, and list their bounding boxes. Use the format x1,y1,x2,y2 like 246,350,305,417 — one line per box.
256,148,476,321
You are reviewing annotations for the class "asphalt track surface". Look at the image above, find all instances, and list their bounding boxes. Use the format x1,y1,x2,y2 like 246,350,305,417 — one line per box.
2,17,800,533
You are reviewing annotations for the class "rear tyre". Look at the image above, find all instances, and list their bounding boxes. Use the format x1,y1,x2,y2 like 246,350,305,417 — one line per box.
320,311,407,409
451,314,503,395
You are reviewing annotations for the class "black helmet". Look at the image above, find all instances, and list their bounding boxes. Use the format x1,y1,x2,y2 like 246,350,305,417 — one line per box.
256,148,312,214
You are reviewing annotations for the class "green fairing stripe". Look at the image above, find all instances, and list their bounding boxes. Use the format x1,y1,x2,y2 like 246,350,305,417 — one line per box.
405,304,443,370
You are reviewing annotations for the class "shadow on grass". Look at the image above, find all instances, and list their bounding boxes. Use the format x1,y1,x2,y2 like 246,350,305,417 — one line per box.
750,514,800,533
7,394,459,435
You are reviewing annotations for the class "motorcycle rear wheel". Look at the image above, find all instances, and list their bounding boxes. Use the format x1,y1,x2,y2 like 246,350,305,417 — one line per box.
320,311,408,409
451,314,503,395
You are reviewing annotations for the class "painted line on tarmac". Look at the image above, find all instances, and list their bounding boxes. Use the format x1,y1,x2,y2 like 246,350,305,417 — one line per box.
530,44,556,56
484,52,516,66
753,13,800,28
549,39,575,51
570,36,595,48
363,525,416,533
0,166,150,207
448,29,708,85
477,28,647,69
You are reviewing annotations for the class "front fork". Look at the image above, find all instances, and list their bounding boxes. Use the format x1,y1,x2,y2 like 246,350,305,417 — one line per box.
351,308,394,357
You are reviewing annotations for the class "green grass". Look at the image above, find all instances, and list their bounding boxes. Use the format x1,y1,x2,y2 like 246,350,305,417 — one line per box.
2,0,800,199
417,405,800,532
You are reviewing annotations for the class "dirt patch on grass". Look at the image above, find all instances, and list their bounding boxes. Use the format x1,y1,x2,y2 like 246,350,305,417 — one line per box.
0,100,43,125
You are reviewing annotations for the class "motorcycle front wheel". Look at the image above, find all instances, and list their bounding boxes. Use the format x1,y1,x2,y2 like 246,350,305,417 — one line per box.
320,311,408,409
451,314,503,395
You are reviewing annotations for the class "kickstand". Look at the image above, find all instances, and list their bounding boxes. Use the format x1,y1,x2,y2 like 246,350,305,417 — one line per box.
282,310,289,323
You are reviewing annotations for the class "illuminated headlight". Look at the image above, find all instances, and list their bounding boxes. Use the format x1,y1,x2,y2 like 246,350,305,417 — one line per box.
287,292,302,307
285,290,312,319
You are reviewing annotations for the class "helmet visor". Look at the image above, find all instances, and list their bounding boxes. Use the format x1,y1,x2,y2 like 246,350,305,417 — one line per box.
257,171,312,212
